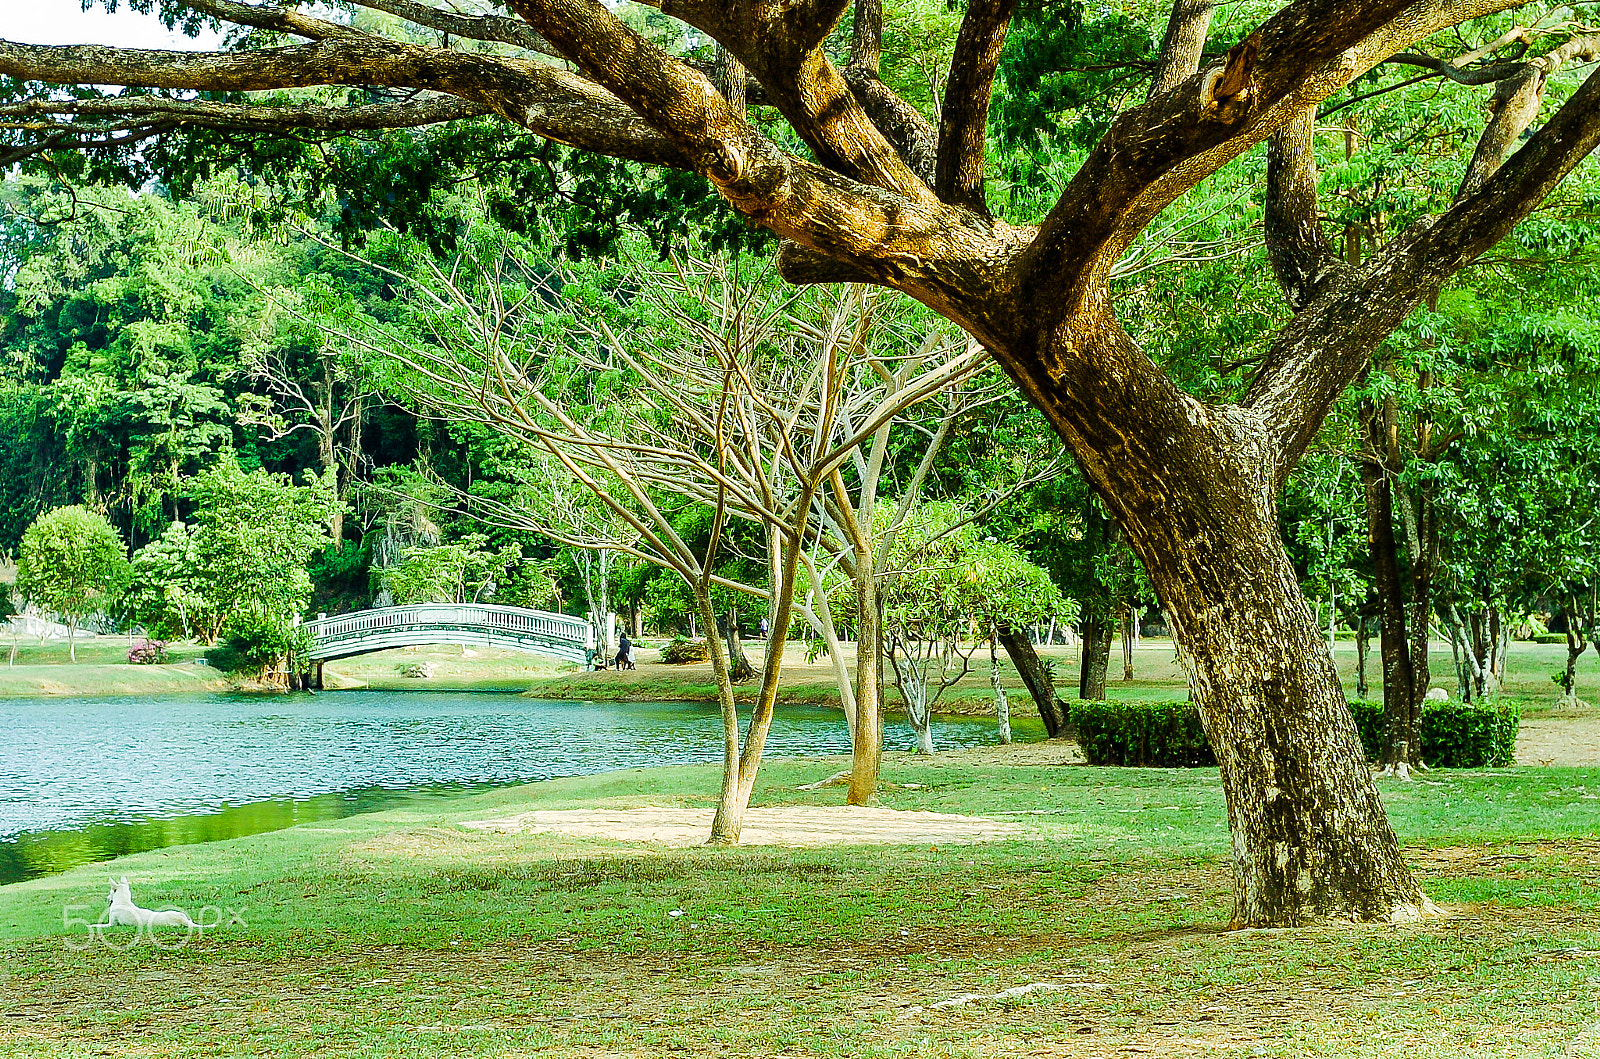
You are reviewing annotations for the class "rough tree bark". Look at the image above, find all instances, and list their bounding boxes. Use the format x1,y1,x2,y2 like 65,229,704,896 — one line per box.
1078,612,1112,702
9,0,1600,926
1360,404,1417,774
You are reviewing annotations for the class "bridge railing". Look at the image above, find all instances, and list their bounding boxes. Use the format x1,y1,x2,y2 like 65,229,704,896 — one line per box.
307,604,595,651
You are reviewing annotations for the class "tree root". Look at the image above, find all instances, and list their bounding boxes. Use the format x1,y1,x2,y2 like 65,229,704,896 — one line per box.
904,981,1074,1014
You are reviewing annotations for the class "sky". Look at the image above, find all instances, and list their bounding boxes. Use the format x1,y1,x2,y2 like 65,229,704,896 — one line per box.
7,2,222,48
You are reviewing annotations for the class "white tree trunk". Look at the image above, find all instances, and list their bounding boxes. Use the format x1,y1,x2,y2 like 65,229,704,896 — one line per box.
990,637,1011,744
890,648,935,755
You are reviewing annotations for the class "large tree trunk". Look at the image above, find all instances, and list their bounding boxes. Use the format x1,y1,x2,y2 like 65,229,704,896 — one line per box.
1127,485,1429,927
1078,612,1111,700
997,620,1068,737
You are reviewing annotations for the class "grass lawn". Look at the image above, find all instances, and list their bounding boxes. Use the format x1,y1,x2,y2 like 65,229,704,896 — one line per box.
0,638,227,697
4,750,1599,1058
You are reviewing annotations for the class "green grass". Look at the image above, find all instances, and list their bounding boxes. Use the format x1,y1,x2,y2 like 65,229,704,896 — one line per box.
4,753,1600,1057
0,636,226,696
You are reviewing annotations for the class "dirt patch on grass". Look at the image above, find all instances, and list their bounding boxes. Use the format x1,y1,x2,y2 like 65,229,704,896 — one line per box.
459,805,1027,847
1518,707,1600,765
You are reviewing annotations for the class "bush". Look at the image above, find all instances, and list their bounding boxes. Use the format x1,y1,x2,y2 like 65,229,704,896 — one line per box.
1071,697,1520,770
1346,699,1520,767
126,638,169,665
659,636,709,665
1069,700,1215,767
1534,632,1569,644
206,613,312,679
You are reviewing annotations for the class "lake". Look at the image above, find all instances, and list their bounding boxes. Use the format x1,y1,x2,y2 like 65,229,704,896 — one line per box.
0,690,1017,884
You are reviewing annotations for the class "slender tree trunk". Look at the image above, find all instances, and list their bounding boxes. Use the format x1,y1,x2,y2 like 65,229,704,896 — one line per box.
1400,483,1435,762
1078,612,1111,700
847,563,882,805
989,631,1011,744
1360,428,1416,773
68,617,76,663
889,639,935,755
1121,604,1137,681
1558,609,1584,706
725,608,755,682
709,521,809,843
997,620,1068,736
1355,612,1371,700
701,586,745,846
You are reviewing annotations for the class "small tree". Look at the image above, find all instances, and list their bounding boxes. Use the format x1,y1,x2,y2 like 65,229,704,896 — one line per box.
382,535,521,605
879,503,1063,752
965,540,1072,744
0,583,17,667
16,505,129,661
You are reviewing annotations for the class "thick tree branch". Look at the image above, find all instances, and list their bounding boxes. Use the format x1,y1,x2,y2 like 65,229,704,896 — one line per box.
851,0,883,72
1245,64,1600,480
840,0,936,186
176,0,361,41
0,94,487,134
590,0,934,198
934,0,1017,212
1018,0,1521,311
343,0,559,56
1264,107,1342,310
1148,0,1215,99
0,38,691,169
0,94,491,166
840,67,938,184
1458,32,1600,196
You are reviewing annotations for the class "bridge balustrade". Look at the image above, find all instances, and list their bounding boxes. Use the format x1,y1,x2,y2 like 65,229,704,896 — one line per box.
305,604,597,664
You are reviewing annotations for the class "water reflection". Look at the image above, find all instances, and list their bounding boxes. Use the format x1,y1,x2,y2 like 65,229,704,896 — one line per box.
1,690,1016,884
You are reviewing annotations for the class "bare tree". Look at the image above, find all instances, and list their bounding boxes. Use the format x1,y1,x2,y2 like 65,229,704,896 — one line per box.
238,326,369,544
7,0,1600,924
310,225,985,838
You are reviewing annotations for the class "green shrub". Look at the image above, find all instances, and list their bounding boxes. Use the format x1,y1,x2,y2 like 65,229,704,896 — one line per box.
1069,700,1215,767
1346,698,1519,767
1534,632,1569,644
1072,697,1519,770
207,613,313,679
659,636,709,665
1347,699,1387,762
1420,698,1520,767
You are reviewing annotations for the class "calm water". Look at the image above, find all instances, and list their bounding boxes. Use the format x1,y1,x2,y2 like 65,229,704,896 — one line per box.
0,690,1010,883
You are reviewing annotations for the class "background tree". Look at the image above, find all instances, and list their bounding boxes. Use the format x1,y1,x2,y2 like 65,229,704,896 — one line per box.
15,504,128,660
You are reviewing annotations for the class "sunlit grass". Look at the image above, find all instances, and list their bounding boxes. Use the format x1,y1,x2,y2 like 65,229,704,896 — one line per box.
3,753,1598,1057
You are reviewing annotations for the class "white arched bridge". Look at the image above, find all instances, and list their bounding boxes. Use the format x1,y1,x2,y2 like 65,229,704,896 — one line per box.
306,604,596,673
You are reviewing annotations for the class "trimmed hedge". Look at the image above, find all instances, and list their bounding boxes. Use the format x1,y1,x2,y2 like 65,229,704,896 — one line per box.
1348,698,1521,768
1069,700,1215,767
1071,697,1520,769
